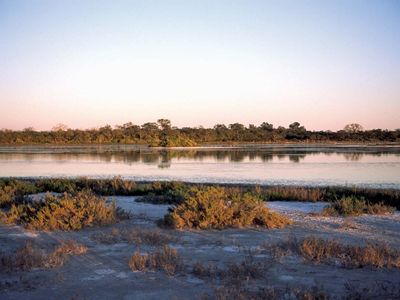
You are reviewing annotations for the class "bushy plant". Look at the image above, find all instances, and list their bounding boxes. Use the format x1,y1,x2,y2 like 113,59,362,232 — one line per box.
1,190,124,231
322,196,395,216
161,186,292,229
0,179,37,208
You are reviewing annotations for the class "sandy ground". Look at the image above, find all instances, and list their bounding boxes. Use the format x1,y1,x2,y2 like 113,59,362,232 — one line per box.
1,197,400,299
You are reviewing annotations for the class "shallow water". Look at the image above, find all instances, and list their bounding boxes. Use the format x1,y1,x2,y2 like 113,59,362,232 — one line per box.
0,145,399,189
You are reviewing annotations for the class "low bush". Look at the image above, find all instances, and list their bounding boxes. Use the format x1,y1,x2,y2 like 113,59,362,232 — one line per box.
322,196,395,216
268,236,400,269
1,191,126,231
276,237,400,268
299,237,400,268
128,245,181,276
0,179,37,208
161,187,292,230
0,240,87,272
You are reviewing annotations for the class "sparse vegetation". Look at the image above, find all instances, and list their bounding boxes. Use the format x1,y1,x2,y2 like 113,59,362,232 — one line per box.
322,196,395,216
92,227,177,246
192,254,266,284
266,236,400,269
1,178,399,209
128,245,182,276
161,186,292,230
1,191,126,231
0,240,87,272
299,237,400,268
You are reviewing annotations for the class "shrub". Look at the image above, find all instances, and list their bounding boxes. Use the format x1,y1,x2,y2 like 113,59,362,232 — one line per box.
0,240,87,272
0,179,37,208
161,187,292,230
262,236,400,269
322,196,395,216
1,191,126,231
298,237,400,268
128,245,181,276
0,185,15,208
129,252,149,272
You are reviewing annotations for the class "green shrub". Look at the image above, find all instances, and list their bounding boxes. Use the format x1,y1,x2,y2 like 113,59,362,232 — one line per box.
1,191,125,231
161,186,292,229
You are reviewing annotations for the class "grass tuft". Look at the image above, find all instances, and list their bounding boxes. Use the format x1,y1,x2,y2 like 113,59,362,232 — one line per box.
128,245,181,276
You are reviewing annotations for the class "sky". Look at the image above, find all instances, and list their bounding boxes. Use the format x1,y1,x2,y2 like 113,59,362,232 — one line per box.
0,0,399,131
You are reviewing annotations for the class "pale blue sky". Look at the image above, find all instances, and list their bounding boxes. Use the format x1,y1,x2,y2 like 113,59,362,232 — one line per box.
0,0,399,130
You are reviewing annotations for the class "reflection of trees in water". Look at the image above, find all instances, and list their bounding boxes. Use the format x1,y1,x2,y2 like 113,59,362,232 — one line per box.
260,154,273,162
343,153,363,161
289,154,306,163
142,152,159,163
1,148,397,166
229,152,246,162
158,151,171,168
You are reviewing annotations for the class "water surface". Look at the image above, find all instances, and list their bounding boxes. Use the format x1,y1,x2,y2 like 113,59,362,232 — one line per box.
0,145,399,189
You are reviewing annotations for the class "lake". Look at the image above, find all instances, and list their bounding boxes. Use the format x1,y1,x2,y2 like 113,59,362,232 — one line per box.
0,145,399,189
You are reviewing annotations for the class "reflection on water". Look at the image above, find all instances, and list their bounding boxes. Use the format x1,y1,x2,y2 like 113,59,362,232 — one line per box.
0,145,399,188
1,146,399,165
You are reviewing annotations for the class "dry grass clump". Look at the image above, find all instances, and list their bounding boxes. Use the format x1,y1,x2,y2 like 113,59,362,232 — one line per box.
322,196,395,217
192,253,268,291
128,245,182,276
1,191,126,231
92,228,177,246
261,186,326,202
192,262,219,279
299,237,400,268
262,237,400,269
0,240,87,272
161,187,292,230
338,219,361,231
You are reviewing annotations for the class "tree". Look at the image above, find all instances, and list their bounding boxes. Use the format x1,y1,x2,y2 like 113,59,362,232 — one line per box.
289,122,305,131
344,123,364,133
286,122,307,140
260,122,273,131
52,123,69,132
157,119,171,131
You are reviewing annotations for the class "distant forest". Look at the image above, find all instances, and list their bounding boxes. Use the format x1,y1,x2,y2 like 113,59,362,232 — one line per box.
1,120,399,146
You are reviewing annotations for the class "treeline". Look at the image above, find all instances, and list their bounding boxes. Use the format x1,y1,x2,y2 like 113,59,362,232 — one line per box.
0,119,399,146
